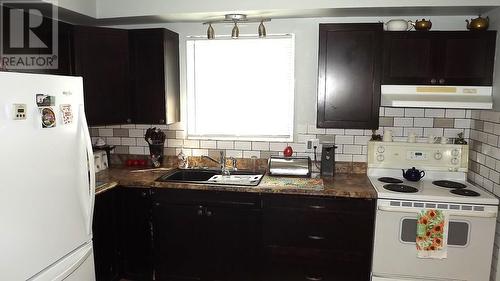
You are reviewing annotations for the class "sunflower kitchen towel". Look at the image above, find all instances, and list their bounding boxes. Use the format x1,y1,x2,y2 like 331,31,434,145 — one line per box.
416,209,449,259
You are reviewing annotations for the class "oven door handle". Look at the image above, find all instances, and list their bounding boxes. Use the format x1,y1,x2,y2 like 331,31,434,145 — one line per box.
377,206,497,218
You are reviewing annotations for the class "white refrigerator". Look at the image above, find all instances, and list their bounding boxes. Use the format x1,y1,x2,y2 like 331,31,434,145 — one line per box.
0,72,96,280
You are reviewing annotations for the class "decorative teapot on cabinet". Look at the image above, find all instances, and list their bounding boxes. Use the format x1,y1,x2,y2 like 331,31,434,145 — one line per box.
466,15,489,31
410,19,432,31
402,167,425,181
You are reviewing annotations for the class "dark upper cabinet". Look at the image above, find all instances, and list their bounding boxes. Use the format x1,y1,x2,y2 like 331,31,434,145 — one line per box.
317,23,383,129
152,189,261,281
381,32,435,85
129,29,180,125
118,187,153,281
383,31,496,86
73,25,131,126
93,189,120,281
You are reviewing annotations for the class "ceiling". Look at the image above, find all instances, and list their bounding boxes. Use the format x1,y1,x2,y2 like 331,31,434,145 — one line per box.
46,0,500,26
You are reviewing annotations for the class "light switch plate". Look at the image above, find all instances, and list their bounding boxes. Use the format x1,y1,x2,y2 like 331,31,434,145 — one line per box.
306,138,320,152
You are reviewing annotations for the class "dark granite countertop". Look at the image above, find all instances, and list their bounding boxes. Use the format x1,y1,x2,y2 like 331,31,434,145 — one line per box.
95,167,377,199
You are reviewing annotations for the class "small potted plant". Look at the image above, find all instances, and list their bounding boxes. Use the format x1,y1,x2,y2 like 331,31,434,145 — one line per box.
145,128,166,167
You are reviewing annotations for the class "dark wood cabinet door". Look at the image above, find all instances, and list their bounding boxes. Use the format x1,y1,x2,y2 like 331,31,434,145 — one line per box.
129,28,180,125
153,203,206,281
205,206,261,281
317,23,382,129
382,32,435,85
153,189,261,281
436,31,496,86
118,188,153,281
129,29,166,125
93,189,120,281
73,25,131,126
382,31,496,86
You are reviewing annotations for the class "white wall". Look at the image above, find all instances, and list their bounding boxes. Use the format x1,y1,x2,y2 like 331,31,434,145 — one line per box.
488,8,500,113
115,15,473,132
46,0,97,18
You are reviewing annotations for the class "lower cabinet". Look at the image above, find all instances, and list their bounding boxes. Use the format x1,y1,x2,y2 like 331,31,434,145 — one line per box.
118,187,153,281
93,187,375,281
261,194,376,281
93,189,120,281
152,189,261,281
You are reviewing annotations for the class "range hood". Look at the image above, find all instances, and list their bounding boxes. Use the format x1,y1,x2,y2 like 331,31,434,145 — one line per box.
381,85,493,109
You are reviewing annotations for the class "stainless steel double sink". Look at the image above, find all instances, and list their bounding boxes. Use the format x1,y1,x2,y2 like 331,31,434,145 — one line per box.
156,169,264,186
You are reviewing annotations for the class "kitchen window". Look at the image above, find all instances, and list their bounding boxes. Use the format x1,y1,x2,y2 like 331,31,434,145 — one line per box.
186,35,295,141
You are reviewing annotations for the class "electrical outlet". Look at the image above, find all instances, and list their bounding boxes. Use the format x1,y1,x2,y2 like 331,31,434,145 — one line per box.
306,139,320,152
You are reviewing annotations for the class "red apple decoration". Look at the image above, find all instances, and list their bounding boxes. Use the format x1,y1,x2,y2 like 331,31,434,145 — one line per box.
283,146,293,157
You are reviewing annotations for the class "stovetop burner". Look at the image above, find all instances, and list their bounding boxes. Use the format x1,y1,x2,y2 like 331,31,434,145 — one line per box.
378,177,404,184
450,189,480,197
383,184,418,193
432,180,467,189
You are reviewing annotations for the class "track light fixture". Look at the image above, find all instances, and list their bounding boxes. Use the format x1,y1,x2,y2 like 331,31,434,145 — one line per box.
207,23,215,40
203,14,271,40
231,22,239,39
258,20,266,38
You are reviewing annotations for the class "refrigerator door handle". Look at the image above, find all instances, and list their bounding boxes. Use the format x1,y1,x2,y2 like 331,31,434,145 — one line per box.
79,105,95,236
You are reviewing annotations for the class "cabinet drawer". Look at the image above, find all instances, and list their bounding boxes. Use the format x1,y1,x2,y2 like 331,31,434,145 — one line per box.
262,194,374,212
152,188,260,207
263,246,371,281
263,207,374,252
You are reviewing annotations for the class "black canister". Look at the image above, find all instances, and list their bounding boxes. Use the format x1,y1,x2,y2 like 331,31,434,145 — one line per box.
320,144,337,177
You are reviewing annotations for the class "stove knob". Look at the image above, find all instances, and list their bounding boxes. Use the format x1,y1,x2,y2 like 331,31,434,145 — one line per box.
434,152,442,160
451,149,460,156
451,157,459,165
377,146,385,153
377,154,384,162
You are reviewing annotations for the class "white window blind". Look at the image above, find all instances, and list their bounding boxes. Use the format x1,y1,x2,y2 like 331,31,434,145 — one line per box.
186,35,295,141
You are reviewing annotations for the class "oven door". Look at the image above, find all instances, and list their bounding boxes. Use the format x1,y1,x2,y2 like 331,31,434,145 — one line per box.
372,200,496,281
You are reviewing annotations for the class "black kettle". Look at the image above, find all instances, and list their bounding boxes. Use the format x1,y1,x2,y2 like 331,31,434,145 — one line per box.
402,167,425,181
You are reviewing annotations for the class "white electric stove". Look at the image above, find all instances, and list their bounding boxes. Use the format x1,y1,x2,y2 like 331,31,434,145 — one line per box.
368,141,499,281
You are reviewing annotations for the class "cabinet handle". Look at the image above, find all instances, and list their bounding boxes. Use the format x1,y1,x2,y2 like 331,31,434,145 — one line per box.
307,235,325,240
305,276,323,281
197,206,204,216
206,210,213,217
439,78,445,84
126,118,132,123
430,78,437,84
141,191,147,197
308,205,325,209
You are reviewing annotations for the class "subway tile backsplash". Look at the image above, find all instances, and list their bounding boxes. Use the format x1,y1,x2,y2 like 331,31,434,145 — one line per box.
89,106,471,162
466,109,500,280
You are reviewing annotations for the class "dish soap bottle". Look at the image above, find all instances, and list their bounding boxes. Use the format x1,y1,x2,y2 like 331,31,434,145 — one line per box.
177,148,188,169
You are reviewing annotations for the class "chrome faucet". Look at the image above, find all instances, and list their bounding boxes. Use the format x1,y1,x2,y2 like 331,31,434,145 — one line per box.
202,151,228,175
201,151,236,176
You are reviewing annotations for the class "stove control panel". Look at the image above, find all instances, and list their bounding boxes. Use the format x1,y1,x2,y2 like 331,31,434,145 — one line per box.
368,141,468,171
